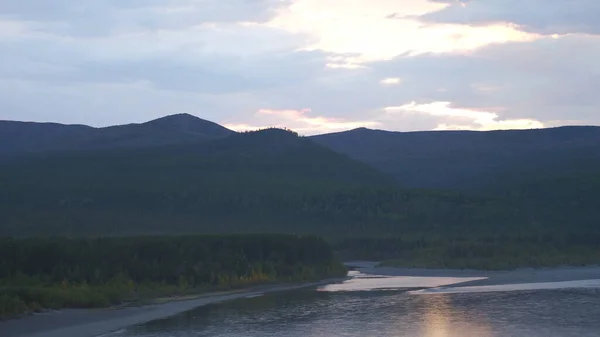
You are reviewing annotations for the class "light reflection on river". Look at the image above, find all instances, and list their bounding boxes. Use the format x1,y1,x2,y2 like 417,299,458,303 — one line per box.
115,271,600,337
318,270,486,292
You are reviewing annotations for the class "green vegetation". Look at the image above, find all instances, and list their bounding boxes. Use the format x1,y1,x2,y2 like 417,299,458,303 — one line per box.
0,129,401,238
338,234,600,270
0,234,346,319
3,129,595,238
2,127,600,281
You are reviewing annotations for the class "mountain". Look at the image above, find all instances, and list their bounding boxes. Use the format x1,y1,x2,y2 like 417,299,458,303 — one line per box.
2,125,597,236
5,115,599,193
0,128,402,236
310,126,600,191
0,113,234,157
2,116,600,268
136,113,233,138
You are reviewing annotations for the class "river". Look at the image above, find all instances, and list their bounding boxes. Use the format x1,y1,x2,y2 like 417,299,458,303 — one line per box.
112,268,600,337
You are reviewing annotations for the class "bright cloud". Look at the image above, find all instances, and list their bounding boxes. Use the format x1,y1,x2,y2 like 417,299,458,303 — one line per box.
385,101,545,131
225,108,380,135
265,0,539,64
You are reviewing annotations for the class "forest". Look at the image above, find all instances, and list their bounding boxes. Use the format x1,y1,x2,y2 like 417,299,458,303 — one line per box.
336,233,600,270
0,234,346,319
1,127,600,299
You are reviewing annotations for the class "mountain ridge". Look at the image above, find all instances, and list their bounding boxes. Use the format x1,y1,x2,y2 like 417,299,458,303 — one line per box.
2,115,600,269
3,113,599,153
3,114,600,192
310,124,600,191
0,113,234,156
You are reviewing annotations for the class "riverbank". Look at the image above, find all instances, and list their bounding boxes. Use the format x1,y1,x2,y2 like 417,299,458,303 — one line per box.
348,261,600,287
9,263,600,337
0,278,346,337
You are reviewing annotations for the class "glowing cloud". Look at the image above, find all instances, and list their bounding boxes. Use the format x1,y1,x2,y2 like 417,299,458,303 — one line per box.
385,101,545,131
380,77,402,85
265,0,540,64
225,108,380,135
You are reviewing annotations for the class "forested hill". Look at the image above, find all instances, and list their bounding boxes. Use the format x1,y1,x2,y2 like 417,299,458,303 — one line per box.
0,128,400,236
3,115,600,269
4,114,600,195
3,125,600,250
310,126,600,191
0,113,233,156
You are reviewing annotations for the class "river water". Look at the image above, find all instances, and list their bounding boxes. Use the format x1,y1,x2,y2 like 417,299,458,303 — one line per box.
114,270,600,337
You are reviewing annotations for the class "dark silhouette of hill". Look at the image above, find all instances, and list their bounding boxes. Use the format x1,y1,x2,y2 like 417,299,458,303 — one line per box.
0,113,234,156
2,116,600,268
4,115,599,194
310,126,600,191
0,128,403,236
2,126,599,238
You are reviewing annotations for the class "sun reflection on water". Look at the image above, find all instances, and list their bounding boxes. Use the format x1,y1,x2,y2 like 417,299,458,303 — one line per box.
420,294,493,337
421,295,452,337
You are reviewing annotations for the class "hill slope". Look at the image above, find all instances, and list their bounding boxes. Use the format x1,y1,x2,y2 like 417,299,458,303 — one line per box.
0,128,403,236
0,113,234,156
310,126,600,191
2,122,600,269
2,128,598,236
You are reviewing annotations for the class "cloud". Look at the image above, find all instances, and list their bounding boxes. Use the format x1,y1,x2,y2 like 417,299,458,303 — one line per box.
0,0,292,37
422,0,600,35
264,0,539,64
0,78,274,127
380,78,402,85
364,34,600,125
0,18,326,93
0,0,599,133
224,108,380,135
384,101,544,131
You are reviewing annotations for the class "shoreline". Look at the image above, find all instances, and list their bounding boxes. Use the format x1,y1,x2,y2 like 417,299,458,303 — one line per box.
8,263,600,337
0,278,346,337
347,261,600,287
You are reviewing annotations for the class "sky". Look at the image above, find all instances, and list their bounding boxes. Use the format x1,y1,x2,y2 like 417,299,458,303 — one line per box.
1,0,599,135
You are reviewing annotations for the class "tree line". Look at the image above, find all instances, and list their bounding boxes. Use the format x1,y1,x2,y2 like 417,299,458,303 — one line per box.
337,233,600,270
0,234,346,319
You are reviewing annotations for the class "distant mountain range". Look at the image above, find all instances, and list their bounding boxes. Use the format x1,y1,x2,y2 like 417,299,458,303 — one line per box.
0,113,233,156
311,126,600,191
3,113,600,268
3,114,600,192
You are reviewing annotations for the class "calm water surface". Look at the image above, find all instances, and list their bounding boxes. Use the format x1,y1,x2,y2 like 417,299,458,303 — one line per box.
115,272,600,337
